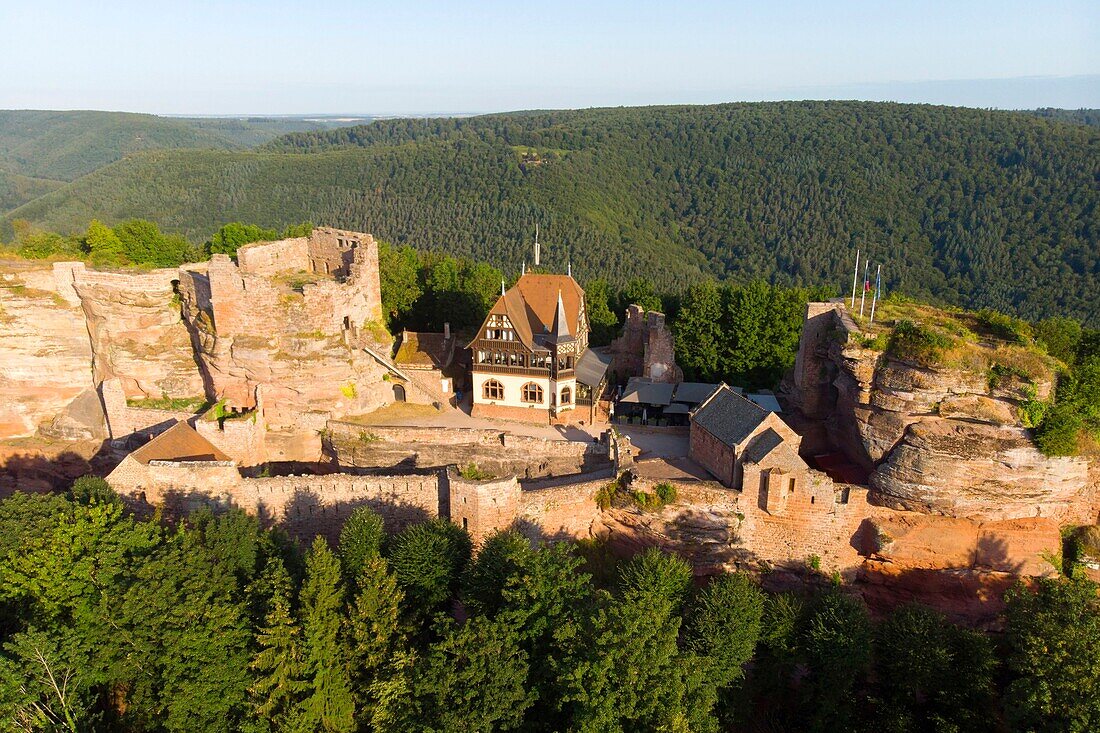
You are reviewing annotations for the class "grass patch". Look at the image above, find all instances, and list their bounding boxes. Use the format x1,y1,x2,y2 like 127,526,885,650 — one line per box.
596,475,678,512
458,463,495,480
126,394,210,412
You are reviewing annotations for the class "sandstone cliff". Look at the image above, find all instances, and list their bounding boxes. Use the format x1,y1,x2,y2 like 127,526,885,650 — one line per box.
790,302,1097,524
0,264,96,438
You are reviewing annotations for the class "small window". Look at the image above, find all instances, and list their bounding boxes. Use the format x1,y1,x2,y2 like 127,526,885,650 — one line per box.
522,382,544,404
561,387,572,404
788,478,796,493
483,379,504,400
811,496,816,504
462,517,468,530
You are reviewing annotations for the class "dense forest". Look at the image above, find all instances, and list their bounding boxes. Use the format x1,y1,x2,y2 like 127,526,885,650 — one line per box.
1,480,1097,732
4,102,1096,323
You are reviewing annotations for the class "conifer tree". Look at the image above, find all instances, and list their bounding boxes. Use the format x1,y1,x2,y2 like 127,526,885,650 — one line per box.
249,558,307,731
345,553,404,727
337,506,385,587
296,538,355,733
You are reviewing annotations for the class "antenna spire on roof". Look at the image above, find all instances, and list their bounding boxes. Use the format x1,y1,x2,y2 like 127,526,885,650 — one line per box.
521,262,526,276
534,223,540,267
501,278,506,296
567,260,572,277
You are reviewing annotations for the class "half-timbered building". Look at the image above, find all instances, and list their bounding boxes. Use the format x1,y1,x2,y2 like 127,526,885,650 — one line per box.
468,272,608,423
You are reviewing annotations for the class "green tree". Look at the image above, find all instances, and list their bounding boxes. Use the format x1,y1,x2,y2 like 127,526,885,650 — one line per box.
797,591,873,731
616,547,692,612
346,554,404,728
114,218,193,266
117,532,253,731
337,506,385,586
584,278,620,345
674,279,725,382
281,222,314,239
68,475,120,506
684,573,765,687
296,538,354,733
207,222,277,256
380,616,533,732
462,529,533,617
387,518,472,615
619,278,663,314
873,604,996,732
561,548,696,731
249,558,307,731
82,219,126,265
1004,576,1100,732
378,241,422,325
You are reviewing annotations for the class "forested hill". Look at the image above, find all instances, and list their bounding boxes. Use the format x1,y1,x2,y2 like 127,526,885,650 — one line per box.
0,110,244,181
0,111,370,182
6,102,1099,323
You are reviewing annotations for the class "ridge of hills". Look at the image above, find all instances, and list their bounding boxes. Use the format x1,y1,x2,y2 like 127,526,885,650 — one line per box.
2,101,1098,323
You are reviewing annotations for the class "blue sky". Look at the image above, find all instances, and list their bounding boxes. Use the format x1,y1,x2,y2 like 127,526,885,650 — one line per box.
1,1,1097,114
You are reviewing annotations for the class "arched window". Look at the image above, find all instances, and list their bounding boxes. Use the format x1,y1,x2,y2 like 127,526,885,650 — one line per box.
483,379,504,400
561,387,572,404
521,382,544,404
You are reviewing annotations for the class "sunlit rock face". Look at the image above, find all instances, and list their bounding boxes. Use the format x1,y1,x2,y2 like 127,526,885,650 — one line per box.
789,302,1097,525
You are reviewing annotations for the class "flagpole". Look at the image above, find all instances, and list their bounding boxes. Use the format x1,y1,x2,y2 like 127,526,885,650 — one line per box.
859,260,869,318
850,249,860,309
869,264,881,324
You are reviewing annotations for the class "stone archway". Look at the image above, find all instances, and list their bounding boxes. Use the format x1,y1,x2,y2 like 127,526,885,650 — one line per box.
393,384,406,402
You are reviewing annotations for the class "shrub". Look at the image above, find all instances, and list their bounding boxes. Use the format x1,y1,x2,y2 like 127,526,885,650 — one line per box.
1034,316,1082,364
595,482,615,510
70,475,120,506
888,320,955,367
458,463,494,480
976,308,1031,344
1035,403,1083,456
340,382,357,399
654,482,677,505
860,332,889,350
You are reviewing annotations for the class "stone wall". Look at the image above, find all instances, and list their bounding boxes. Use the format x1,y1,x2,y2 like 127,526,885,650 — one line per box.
236,237,310,275
448,470,521,544
325,422,611,478
518,477,604,541
100,378,196,442
112,457,443,542
608,305,682,384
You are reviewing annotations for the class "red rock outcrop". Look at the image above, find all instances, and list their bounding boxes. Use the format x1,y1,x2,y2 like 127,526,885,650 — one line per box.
789,302,1097,524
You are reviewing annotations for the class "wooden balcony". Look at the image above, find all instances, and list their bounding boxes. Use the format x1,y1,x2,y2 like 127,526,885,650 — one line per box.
473,363,550,377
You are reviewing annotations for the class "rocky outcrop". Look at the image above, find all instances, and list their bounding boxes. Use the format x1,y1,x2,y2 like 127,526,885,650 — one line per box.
871,420,1090,521
0,265,96,438
176,258,396,440
71,269,205,399
790,303,1096,523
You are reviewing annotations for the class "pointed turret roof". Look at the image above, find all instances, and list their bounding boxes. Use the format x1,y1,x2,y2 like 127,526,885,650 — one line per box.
548,289,573,343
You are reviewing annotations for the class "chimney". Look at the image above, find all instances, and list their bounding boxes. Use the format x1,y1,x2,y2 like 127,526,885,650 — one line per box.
444,322,450,339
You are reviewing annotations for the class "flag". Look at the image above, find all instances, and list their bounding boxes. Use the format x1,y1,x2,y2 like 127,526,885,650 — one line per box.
864,279,871,292
875,267,882,297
